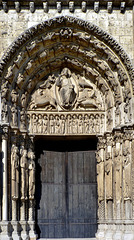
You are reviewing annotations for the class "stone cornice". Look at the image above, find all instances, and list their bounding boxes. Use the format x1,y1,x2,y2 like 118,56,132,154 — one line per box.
0,0,134,7
0,0,133,8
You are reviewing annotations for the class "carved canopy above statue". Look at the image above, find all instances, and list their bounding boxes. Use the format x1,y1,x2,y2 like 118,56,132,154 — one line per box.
0,16,134,135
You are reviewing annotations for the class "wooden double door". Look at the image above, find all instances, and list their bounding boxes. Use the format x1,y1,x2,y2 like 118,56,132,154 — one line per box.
35,138,97,238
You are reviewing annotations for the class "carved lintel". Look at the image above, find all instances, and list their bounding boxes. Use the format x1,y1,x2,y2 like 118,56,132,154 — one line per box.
57,2,61,13
81,1,86,12
69,1,74,12
28,112,105,135
107,2,112,13
43,2,48,12
94,2,99,13
2,2,8,13
29,2,35,13
15,2,20,13
120,2,125,13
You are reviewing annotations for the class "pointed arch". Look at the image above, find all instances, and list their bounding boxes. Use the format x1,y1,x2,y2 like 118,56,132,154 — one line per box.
0,16,133,132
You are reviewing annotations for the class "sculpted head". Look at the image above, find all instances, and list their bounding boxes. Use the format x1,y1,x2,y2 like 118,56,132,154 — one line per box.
61,68,71,78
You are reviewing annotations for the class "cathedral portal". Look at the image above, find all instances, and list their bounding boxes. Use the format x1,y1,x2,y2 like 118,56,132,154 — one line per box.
0,16,134,239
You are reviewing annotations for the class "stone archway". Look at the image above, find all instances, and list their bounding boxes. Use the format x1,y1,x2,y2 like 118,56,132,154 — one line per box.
0,16,134,240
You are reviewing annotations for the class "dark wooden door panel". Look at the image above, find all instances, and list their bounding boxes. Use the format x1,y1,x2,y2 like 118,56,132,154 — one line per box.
68,152,97,238
36,148,97,238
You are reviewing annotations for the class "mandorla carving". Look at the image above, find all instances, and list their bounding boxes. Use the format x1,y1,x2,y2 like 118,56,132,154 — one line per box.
28,68,103,111
56,68,77,110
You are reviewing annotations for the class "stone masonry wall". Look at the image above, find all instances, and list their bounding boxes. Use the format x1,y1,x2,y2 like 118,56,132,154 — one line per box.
0,7,133,65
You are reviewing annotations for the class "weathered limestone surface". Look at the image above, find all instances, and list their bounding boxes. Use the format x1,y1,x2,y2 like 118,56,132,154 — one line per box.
0,8,133,63
0,1,134,240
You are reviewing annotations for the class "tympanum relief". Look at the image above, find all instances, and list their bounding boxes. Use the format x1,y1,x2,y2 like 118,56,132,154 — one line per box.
27,68,105,135
29,68,103,112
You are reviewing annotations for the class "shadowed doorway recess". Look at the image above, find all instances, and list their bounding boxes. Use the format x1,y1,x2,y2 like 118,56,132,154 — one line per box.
35,137,98,239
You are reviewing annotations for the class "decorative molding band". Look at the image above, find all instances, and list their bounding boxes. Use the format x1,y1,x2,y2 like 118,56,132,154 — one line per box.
0,0,132,9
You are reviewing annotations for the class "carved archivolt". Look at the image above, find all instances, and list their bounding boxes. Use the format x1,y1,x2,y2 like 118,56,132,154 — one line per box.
0,17,133,134
1,17,134,238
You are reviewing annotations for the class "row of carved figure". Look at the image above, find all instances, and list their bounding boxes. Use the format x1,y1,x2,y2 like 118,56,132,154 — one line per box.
97,145,131,204
11,145,35,201
96,135,133,220
28,113,105,135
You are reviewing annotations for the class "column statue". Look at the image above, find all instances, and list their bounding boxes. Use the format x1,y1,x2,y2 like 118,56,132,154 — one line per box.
11,145,19,200
20,149,28,200
28,151,35,200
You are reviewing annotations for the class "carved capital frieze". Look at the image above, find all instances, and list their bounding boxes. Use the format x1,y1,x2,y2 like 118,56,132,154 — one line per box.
113,131,122,144
105,133,113,147
123,128,133,141
97,136,106,150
